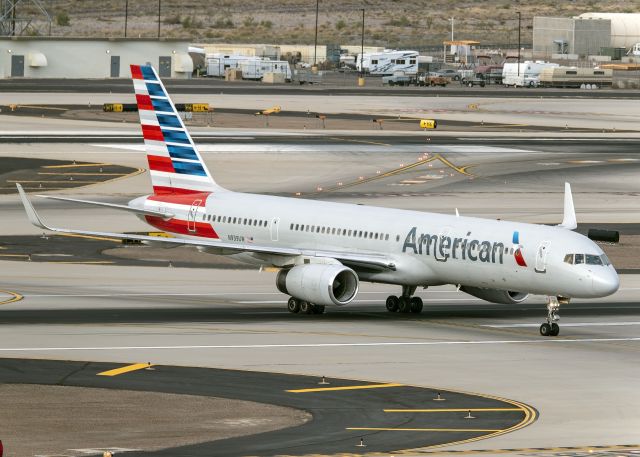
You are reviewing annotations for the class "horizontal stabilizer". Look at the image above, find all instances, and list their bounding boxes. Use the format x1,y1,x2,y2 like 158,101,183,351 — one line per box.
36,194,174,220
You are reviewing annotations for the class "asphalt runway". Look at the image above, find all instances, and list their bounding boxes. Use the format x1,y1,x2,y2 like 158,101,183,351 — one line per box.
0,77,638,99
0,358,532,456
0,263,639,456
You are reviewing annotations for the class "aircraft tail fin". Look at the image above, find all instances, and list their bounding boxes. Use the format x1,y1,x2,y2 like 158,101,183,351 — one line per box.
130,64,225,195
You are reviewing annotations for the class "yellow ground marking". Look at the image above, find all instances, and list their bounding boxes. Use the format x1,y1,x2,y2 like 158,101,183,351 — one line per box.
384,408,523,413
8,180,105,184
347,427,502,432
97,363,153,377
43,163,112,169
329,137,391,147
0,290,24,306
287,383,403,393
37,172,128,176
54,233,121,243
49,260,115,265
308,153,473,195
410,444,640,455
16,104,69,111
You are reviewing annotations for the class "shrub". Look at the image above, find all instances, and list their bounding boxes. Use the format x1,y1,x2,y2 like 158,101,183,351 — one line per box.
56,11,70,26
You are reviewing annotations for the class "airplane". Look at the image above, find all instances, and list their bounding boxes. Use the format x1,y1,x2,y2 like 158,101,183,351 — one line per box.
16,64,619,337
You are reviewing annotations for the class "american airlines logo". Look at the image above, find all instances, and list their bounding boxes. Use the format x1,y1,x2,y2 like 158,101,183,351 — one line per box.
402,227,506,264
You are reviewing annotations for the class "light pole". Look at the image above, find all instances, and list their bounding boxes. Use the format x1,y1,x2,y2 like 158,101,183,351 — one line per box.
517,11,521,77
360,8,365,79
124,0,129,38
313,0,319,67
449,17,454,41
157,0,161,38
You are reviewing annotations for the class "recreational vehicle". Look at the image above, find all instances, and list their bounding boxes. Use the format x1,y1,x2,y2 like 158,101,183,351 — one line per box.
502,61,559,87
538,67,613,88
206,53,292,81
357,50,419,75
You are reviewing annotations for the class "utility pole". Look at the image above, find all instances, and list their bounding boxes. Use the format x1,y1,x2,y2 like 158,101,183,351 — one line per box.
157,0,161,38
360,8,365,76
313,0,319,67
124,0,129,38
449,17,454,41
517,11,521,77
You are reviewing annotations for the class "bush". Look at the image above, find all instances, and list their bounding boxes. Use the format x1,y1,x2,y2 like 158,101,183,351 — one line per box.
260,20,272,29
336,19,346,30
56,11,70,26
213,17,234,29
164,14,181,25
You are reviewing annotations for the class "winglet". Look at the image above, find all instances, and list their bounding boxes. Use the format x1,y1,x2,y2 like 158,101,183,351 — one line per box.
16,183,49,230
559,182,577,230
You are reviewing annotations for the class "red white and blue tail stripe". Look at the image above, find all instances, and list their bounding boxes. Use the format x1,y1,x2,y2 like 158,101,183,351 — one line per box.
131,64,223,195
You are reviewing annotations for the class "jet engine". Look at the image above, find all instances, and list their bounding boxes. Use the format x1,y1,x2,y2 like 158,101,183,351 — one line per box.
276,264,359,306
460,286,528,304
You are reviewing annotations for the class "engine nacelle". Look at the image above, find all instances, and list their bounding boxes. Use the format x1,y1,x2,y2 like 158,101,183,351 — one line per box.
460,286,529,304
276,264,359,306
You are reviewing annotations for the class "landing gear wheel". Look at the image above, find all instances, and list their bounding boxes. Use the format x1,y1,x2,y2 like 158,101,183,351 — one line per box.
313,304,326,314
539,323,552,336
287,297,300,314
410,297,424,313
386,295,400,312
399,297,412,313
550,323,560,336
299,301,313,314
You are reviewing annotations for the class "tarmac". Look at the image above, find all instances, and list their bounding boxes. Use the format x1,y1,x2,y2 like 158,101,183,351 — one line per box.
0,90,639,456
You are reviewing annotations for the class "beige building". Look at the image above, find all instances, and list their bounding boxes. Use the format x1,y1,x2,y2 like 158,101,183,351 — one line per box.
0,37,192,78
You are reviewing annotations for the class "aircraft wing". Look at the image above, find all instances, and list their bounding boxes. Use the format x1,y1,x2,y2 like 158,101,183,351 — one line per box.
17,184,396,271
37,194,174,220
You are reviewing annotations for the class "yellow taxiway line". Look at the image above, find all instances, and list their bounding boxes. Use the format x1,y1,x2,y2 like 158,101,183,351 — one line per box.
347,427,502,432
42,163,112,169
287,383,403,393
0,290,24,306
97,363,153,377
384,408,523,413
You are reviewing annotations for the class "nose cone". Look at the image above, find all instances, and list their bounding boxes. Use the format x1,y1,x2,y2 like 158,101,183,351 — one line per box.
592,268,619,297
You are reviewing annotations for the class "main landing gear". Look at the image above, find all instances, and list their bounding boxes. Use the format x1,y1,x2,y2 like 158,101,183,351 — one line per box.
287,297,325,315
539,296,568,337
386,285,424,314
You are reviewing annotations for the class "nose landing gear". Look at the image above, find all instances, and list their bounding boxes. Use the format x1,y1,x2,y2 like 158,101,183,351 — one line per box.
540,296,568,336
386,285,424,314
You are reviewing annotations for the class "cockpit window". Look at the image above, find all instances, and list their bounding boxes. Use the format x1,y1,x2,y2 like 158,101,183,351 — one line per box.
585,254,602,265
564,253,609,266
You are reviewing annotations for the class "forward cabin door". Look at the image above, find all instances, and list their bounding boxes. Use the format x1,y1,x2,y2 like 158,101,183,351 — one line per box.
535,241,550,273
187,199,202,233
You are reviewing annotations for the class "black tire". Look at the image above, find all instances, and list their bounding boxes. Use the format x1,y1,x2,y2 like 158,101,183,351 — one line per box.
386,295,400,312
314,305,326,314
399,297,412,313
287,297,300,313
299,301,313,314
480,82,485,87
430,81,436,87
540,323,552,336
388,81,395,86
453,75,460,81
410,297,423,313
550,323,560,336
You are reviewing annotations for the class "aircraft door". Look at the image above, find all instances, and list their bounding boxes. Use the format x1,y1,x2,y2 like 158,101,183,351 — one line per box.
270,217,280,242
187,199,202,233
535,241,550,273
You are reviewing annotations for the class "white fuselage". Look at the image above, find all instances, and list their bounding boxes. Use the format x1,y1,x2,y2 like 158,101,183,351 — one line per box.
134,190,619,300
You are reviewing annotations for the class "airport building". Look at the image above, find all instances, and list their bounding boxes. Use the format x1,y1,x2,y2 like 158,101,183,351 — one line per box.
0,37,193,78
533,16,611,58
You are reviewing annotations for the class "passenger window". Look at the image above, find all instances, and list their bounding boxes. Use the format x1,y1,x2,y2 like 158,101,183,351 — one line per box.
348,230,352,236
396,235,400,242
564,254,574,264
385,234,389,241
290,223,294,230
321,227,325,234
223,216,227,223
575,254,584,264
243,218,247,225
359,231,363,237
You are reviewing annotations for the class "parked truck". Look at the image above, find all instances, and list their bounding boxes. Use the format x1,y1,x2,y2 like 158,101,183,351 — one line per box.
502,61,559,87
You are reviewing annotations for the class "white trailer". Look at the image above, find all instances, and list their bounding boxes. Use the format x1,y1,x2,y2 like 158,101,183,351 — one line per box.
356,50,419,75
240,59,292,81
206,53,292,81
502,61,559,87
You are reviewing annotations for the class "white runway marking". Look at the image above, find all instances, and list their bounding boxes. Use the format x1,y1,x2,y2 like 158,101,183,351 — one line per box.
1,337,639,352
485,322,640,328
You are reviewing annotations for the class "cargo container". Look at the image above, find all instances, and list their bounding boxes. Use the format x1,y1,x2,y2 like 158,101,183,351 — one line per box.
538,67,613,88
